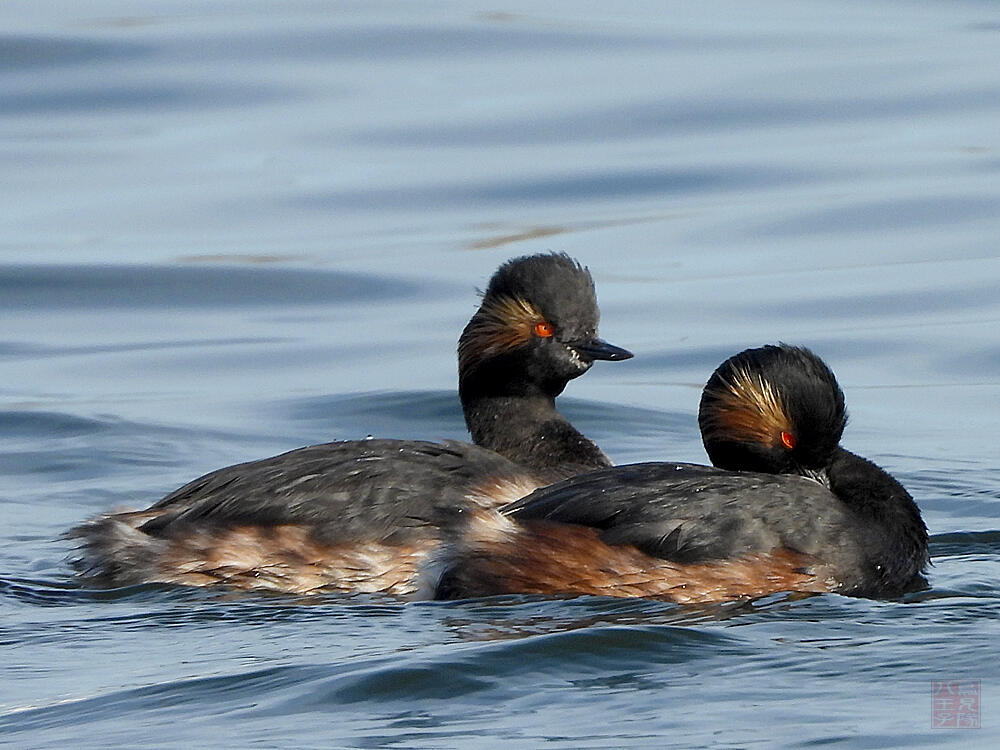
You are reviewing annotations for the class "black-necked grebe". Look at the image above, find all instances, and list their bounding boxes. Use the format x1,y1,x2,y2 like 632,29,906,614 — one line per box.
432,345,928,602
69,253,631,594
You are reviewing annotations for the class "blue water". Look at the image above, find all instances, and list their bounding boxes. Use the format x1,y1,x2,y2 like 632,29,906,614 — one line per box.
2,1,999,747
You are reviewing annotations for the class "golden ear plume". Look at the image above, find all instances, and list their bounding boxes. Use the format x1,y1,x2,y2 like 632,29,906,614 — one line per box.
458,295,544,374
703,364,792,448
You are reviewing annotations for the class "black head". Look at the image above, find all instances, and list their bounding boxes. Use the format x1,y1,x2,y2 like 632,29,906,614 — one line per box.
458,253,632,398
698,344,847,477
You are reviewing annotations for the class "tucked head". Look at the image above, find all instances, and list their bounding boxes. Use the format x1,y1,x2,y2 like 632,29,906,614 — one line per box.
458,253,632,397
698,344,847,477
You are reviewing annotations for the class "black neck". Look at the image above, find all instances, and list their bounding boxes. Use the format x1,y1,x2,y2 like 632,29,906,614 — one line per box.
827,447,929,593
460,383,610,480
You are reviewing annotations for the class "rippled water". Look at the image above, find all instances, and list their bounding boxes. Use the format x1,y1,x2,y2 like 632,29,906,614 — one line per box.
2,1,999,747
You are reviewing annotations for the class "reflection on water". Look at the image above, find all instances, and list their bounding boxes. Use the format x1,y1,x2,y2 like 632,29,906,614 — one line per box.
1,0,999,748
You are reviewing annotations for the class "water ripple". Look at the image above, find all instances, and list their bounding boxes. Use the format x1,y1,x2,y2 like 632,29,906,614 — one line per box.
0,34,146,72
0,265,423,310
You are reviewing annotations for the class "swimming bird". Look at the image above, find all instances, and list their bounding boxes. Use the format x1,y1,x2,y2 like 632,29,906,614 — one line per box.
69,253,632,595
432,345,928,602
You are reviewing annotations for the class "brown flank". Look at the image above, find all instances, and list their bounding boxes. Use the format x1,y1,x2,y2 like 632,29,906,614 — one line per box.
444,511,833,603
150,524,436,596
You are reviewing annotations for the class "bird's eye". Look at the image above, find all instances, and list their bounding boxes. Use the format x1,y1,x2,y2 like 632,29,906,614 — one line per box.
780,431,797,450
533,321,554,338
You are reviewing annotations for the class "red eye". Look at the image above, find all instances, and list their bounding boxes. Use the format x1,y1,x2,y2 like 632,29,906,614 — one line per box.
780,431,796,450
534,321,554,338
